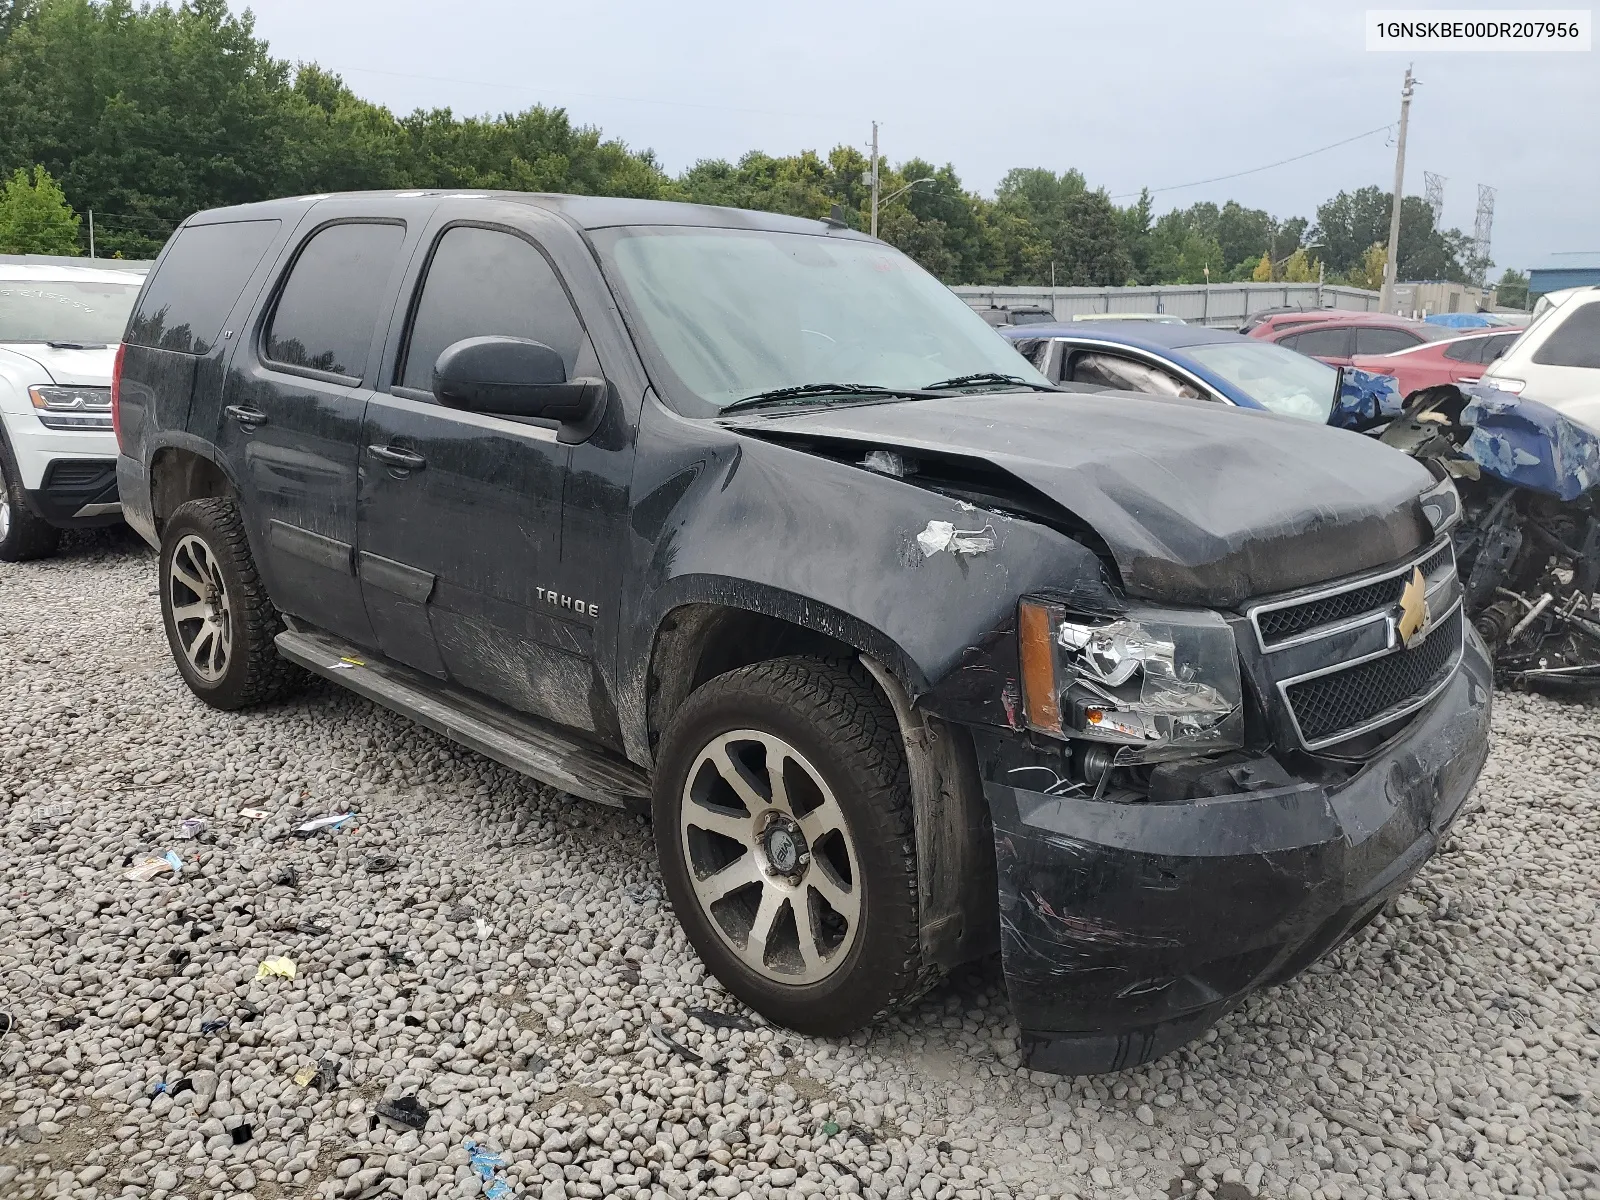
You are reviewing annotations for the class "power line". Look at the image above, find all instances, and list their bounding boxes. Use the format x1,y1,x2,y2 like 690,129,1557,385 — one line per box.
1110,123,1396,201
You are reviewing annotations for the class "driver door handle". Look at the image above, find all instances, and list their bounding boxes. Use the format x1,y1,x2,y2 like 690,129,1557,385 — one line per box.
368,444,426,470
226,404,269,426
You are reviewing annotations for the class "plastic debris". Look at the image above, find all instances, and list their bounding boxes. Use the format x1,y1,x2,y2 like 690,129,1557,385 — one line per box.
623,882,660,903
474,917,492,939
273,865,299,888
375,1094,430,1131
125,851,184,881
292,1064,317,1087
328,656,366,670
822,1120,841,1136
916,519,996,557
293,813,353,838
365,853,398,874
465,1141,512,1200
179,817,207,840
313,1056,341,1090
687,1007,754,1031
239,807,270,820
255,956,296,981
231,1123,253,1144
295,919,331,936
649,1024,723,1073
201,1017,228,1034
167,948,191,968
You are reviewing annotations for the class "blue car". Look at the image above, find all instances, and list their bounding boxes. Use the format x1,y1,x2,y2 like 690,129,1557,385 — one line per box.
1000,321,1402,429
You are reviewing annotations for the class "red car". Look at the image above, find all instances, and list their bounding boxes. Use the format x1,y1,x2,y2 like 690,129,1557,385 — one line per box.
1246,310,1451,367
1349,328,1524,400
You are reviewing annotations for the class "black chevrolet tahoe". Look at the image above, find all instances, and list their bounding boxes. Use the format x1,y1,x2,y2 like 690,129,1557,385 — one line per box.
112,191,1492,1074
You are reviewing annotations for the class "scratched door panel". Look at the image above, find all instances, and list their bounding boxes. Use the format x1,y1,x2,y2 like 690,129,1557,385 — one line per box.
356,393,598,725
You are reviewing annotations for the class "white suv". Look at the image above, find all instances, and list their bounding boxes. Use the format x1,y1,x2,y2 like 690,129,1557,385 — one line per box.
0,263,144,560
1481,285,1600,432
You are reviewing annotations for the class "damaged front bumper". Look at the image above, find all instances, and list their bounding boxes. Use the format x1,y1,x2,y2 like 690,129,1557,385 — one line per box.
978,630,1493,1075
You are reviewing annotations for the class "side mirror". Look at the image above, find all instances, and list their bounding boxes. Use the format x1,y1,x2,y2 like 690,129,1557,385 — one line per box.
432,336,606,442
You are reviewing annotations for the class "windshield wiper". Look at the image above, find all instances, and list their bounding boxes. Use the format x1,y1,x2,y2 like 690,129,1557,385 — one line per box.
720,382,935,414
921,372,1058,393
47,341,107,350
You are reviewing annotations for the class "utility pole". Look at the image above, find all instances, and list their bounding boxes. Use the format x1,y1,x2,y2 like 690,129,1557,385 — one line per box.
88,210,95,259
869,121,880,239
1379,66,1416,315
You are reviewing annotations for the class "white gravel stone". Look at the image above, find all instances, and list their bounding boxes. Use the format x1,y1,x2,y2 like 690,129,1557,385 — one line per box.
1,530,1597,1200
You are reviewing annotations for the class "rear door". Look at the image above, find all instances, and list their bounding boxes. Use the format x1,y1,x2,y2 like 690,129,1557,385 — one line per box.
356,215,610,729
1278,326,1353,365
215,208,421,645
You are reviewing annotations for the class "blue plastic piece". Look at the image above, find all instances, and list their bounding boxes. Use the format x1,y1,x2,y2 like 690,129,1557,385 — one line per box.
1329,367,1403,430
464,1141,511,1199
1458,387,1600,501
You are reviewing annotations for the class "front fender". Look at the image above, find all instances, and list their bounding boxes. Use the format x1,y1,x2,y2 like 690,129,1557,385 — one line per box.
617,401,1118,760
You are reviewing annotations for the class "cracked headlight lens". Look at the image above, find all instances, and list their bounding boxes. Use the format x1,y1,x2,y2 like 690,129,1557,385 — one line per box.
1018,598,1244,762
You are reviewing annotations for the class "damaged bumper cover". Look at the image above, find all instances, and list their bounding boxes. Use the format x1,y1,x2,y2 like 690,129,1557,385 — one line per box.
980,630,1492,1075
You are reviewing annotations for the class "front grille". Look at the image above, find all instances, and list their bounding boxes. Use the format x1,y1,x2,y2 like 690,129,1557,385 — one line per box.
1285,605,1463,743
1257,544,1452,645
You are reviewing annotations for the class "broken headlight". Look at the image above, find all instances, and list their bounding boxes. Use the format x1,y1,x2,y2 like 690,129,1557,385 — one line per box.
1017,598,1244,763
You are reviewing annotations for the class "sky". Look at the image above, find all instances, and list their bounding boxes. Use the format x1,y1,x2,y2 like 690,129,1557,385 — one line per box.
245,0,1599,277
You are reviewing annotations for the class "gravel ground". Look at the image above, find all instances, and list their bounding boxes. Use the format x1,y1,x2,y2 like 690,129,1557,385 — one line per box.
1,530,1596,1200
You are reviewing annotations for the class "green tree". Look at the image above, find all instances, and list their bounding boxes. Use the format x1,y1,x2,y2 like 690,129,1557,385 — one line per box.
1496,268,1529,309
0,164,79,253
1311,187,1471,283
1281,248,1319,283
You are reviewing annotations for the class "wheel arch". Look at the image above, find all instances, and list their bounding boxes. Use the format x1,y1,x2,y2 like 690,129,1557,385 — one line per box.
148,439,239,538
643,586,996,971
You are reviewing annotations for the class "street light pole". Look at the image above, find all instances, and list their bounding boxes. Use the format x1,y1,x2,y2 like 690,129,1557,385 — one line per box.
1379,66,1416,315
869,121,880,239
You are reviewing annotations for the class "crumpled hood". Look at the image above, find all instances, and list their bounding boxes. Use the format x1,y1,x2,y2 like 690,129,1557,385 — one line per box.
0,342,116,386
726,390,1437,607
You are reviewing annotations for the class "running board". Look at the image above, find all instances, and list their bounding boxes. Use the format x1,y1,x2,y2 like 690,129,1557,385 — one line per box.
275,628,650,808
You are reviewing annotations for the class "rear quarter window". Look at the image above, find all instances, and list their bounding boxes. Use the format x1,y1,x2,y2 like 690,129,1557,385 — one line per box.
127,220,281,354
1532,302,1600,369
1279,327,1350,358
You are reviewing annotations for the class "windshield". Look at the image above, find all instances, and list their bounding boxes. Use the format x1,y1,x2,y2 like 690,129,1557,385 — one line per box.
0,278,141,344
595,227,1051,414
1186,339,1338,423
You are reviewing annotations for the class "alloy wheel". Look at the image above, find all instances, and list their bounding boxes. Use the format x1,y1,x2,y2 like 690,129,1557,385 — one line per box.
168,533,233,682
678,730,862,985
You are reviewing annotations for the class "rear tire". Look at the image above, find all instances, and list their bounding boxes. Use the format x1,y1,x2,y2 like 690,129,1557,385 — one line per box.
0,450,61,562
653,656,936,1035
159,497,300,709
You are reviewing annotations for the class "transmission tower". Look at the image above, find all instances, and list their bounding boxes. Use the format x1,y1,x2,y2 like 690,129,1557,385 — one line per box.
1423,171,1446,228
1473,185,1496,287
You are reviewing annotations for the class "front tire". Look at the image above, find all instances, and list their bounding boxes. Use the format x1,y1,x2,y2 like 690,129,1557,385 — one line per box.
0,451,61,562
653,656,934,1035
159,497,299,709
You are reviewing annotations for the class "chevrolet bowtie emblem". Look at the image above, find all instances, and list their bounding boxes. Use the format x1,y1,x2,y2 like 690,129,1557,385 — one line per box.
1396,567,1429,648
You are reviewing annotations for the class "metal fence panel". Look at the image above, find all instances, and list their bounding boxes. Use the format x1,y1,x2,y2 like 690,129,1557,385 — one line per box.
953,282,1380,328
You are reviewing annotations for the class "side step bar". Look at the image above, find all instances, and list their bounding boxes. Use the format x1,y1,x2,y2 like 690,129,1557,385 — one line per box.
275,628,651,808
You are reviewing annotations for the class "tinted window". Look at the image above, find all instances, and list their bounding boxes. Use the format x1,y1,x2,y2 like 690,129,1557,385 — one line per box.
1009,339,1051,372
1532,301,1600,369
128,220,280,354
1280,327,1350,358
400,226,584,392
1442,337,1483,362
265,222,405,379
1482,332,1518,363
1354,327,1421,356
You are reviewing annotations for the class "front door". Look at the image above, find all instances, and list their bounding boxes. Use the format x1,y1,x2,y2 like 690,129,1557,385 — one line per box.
356,221,608,730
215,217,411,647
